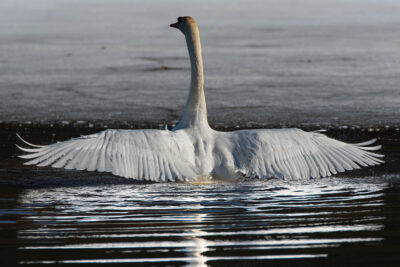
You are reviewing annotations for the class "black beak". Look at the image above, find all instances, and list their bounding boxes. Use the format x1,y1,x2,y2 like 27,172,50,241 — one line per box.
170,21,179,28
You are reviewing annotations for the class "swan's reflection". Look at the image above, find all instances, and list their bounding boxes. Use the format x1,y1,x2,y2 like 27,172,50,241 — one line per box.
188,213,208,267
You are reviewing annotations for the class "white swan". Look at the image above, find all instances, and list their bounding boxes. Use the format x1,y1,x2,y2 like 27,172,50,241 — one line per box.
17,16,383,182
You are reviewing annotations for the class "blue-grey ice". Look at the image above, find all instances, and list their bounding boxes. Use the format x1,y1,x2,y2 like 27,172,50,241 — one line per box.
0,0,399,127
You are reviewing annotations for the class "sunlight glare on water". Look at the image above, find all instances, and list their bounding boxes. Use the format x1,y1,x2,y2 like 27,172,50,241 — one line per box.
11,178,390,265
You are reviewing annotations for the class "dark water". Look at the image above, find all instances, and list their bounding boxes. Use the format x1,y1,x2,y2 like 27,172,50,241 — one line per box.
1,125,400,266
1,180,400,266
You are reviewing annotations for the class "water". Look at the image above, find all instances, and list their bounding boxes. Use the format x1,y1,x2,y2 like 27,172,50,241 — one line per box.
2,179,400,266
1,126,400,265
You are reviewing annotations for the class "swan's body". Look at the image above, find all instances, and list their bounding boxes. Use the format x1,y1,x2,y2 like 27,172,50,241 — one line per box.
17,17,383,182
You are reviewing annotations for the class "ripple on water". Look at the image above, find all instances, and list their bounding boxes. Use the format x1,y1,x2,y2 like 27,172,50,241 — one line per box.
4,178,395,265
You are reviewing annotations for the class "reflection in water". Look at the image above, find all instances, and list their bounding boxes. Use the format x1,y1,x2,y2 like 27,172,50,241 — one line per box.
186,194,208,267
2,179,393,265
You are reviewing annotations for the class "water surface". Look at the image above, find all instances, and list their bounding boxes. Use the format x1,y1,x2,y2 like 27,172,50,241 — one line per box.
1,178,399,266
0,126,399,266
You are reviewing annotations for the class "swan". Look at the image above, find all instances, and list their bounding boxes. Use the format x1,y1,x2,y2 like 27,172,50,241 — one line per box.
17,16,383,182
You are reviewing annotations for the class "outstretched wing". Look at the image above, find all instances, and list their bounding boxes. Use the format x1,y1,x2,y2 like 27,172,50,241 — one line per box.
17,129,199,182
230,128,383,180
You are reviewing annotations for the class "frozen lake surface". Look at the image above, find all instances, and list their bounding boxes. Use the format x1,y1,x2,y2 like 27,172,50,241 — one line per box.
0,0,399,127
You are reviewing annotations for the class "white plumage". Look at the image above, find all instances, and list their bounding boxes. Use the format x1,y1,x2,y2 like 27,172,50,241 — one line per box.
18,130,199,182
17,16,383,182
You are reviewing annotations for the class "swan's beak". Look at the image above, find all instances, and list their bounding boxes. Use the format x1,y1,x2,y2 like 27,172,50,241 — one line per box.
170,21,179,29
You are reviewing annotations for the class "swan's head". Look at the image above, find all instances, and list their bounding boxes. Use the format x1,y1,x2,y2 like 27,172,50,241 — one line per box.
170,16,198,34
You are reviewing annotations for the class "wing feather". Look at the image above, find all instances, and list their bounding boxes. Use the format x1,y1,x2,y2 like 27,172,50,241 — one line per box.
17,129,198,182
230,128,383,180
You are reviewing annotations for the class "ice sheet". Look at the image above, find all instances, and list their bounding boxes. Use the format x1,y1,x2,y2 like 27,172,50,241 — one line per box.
0,0,399,127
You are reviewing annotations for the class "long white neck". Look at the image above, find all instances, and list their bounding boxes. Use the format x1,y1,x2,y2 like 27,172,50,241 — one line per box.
175,24,209,130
